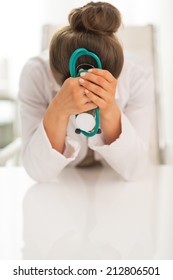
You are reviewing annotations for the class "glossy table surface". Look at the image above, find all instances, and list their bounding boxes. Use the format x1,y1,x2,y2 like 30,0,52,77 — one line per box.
0,165,173,260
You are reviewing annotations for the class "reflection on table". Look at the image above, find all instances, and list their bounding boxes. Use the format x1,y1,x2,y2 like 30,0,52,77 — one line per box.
0,165,173,260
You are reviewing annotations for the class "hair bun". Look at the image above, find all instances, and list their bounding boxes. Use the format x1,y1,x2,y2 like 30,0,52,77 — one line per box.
68,2,121,35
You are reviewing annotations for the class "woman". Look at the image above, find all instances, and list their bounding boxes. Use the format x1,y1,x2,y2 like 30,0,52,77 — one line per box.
19,2,154,182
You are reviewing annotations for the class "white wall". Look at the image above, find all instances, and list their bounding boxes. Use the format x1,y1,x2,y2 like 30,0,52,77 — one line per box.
0,0,172,149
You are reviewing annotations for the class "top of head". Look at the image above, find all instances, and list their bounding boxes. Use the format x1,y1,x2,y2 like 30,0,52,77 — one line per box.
68,1,121,36
49,1,124,85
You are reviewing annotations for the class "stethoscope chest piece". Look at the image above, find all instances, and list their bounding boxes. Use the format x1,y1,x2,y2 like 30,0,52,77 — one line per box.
75,113,95,132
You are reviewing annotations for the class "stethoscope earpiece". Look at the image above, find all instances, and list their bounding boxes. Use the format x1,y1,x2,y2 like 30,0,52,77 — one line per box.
69,48,102,137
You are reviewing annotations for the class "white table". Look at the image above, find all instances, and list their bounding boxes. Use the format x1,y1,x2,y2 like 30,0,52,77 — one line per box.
0,165,173,260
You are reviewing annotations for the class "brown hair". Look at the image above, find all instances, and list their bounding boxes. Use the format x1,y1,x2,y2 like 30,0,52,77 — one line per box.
49,1,124,85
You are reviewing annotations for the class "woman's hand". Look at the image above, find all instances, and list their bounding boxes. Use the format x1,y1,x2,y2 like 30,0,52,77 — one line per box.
79,69,116,114
79,69,122,144
43,76,97,153
54,77,97,118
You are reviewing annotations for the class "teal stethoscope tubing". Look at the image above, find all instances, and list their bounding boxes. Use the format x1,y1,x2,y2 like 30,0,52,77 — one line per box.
69,48,102,137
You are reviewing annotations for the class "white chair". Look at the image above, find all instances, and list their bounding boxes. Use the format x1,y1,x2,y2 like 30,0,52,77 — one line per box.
118,25,160,164
41,24,160,164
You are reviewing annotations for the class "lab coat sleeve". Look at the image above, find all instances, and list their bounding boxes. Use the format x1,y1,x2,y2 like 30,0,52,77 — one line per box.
19,59,80,182
89,64,154,180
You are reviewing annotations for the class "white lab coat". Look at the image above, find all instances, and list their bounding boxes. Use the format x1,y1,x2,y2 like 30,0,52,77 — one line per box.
19,51,154,182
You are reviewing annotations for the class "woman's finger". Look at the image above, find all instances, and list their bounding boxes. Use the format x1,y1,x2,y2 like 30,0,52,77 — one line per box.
80,71,108,90
84,90,105,108
88,68,116,83
79,77,109,100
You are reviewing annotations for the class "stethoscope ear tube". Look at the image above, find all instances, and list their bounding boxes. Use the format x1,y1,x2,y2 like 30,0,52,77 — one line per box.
69,48,102,77
69,48,102,137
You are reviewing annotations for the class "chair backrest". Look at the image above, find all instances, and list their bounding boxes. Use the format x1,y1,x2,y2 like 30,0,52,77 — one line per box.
118,25,160,164
41,24,160,164
118,25,155,65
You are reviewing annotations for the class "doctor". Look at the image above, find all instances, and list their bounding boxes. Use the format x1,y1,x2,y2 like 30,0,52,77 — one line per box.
19,1,154,182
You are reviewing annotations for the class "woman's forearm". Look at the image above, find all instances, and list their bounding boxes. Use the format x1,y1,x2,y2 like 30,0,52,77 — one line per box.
43,98,69,154
100,103,121,145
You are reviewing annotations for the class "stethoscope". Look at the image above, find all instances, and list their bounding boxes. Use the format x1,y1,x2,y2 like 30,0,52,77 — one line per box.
69,48,102,137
